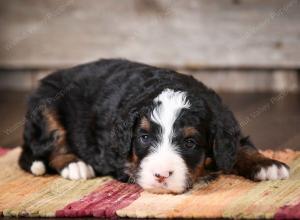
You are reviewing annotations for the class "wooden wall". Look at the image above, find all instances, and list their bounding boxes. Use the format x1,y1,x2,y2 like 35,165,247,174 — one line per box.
0,0,300,91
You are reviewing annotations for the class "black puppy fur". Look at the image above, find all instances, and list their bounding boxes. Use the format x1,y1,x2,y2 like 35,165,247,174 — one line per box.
19,59,289,192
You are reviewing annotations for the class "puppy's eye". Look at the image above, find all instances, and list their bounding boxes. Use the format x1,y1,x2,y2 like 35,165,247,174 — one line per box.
184,138,197,149
139,134,153,144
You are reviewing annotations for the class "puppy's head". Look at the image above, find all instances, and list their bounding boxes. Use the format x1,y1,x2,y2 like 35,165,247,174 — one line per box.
116,88,238,194
130,89,210,194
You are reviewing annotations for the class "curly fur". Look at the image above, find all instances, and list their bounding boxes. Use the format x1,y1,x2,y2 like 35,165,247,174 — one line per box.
19,59,289,193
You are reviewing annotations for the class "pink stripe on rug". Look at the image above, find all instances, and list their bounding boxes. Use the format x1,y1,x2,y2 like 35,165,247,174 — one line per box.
0,148,10,156
275,201,300,220
56,180,143,218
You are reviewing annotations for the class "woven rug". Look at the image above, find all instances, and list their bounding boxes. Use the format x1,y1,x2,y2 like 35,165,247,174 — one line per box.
0,148,300,219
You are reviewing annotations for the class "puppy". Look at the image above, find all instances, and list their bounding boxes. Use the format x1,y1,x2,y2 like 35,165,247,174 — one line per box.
19,59,289,194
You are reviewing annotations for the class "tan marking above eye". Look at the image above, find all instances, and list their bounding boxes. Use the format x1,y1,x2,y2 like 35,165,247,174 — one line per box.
183,126,198,138
140,116,151,131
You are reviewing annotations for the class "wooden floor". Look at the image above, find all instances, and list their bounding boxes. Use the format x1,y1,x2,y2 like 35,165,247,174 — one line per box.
0,90,299,150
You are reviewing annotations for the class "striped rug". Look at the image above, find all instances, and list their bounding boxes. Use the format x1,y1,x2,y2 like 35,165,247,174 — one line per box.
0,147,300,219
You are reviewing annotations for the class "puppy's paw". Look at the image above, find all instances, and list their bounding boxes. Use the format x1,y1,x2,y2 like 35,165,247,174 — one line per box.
60,161,95,180
31,160,46,176
254,161,289,181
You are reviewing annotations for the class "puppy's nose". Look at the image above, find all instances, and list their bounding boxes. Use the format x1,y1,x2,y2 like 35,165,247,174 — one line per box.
154,171,173,183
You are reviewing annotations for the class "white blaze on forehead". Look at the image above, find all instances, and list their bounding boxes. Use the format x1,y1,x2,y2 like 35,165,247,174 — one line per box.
137,89,191,193
151,88,191,146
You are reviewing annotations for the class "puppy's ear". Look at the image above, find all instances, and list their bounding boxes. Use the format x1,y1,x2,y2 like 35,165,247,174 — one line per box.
210,108,239,172
112,109,139,156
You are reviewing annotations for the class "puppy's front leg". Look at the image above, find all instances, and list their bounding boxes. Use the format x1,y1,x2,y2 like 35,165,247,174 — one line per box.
49,153,95,180
234,144,289,181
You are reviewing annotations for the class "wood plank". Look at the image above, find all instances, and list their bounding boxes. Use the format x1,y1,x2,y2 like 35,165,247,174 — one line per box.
0,69,298,92
0,0,300,69
184,69,299,92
